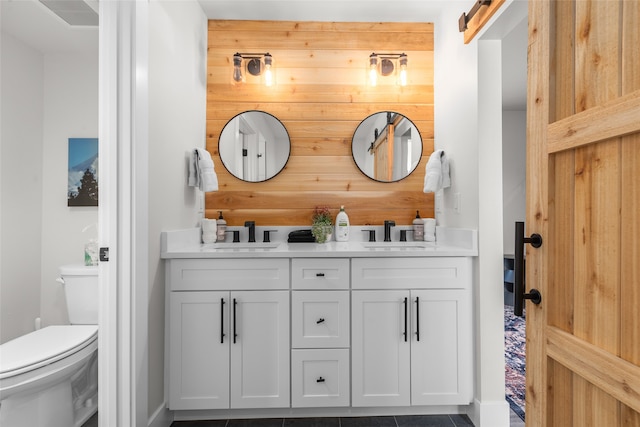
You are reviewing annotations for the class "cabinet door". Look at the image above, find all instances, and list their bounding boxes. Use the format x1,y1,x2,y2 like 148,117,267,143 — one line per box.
352,290,410,407
169,291,229,410
410,290,472,405
230,291,290,408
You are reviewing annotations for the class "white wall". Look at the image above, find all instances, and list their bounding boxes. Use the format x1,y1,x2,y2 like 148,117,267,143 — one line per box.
40,52,99,326
433,5,479,229
0,30,98,342
147,0,208,418
502,110,526,255
0,34,44,344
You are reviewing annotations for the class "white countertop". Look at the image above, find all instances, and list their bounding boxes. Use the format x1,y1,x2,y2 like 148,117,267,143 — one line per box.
161,226,478,259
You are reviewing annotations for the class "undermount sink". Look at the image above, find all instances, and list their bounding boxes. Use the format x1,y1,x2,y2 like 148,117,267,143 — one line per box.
203,242,281,250
361,241,436,249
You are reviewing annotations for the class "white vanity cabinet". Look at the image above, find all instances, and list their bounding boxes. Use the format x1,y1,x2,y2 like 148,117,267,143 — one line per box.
163,237,476,416
166,259,290,410
351,258,473,407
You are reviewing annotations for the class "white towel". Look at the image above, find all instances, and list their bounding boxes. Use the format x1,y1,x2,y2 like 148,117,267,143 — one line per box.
423,149,450,193
202,218,217,243
423,218,436,242
188,151,198,187
189,148,219,192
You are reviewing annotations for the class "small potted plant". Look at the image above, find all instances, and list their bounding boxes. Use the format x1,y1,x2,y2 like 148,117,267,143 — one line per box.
311,206,333,243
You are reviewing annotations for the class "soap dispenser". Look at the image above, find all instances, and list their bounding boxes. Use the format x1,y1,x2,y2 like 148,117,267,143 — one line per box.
335,205,350,242
216,211,227,242
413,210,424,241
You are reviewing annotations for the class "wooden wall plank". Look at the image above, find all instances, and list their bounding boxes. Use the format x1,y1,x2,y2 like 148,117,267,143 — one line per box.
206,20,434,226
203,207,434,228
208,20,434,33
207,84,434,104
207,103,434,121
209,30,433,51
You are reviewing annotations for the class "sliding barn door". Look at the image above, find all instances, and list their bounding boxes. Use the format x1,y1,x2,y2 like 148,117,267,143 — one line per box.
526,0,640,426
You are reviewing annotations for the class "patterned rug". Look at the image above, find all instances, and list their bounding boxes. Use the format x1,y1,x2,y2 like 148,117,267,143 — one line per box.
504,305,526,421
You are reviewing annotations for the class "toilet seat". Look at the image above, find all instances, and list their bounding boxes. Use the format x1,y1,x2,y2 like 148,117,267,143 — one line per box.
0,325,98,379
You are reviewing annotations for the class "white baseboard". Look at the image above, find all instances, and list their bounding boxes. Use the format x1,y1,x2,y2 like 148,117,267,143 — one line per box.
469,398,510,427
148,403,173,427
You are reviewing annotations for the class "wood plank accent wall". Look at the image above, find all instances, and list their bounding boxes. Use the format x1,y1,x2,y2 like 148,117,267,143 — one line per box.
205,20,434,226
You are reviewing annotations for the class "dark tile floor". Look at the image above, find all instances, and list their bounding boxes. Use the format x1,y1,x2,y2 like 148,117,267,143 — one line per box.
171,414,474,427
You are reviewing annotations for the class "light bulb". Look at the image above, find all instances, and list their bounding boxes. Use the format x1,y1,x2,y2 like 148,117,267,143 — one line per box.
264,53,273,86
233,53,243,83
369,53,378,87
264,67,273,86
399,53,408,86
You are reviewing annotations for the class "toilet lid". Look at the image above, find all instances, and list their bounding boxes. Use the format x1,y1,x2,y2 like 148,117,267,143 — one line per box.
0,325,98,377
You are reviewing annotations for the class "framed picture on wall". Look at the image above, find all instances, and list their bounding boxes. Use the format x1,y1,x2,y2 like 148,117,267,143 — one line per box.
67,138,99,207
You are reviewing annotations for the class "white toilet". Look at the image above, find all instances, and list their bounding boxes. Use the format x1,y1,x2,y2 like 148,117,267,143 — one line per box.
0,264,99,427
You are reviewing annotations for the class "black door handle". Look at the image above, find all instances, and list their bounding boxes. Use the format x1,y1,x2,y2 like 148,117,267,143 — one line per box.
220,298,226,344
316,318,325,324
233,298,238,343
403,297,408,342
514,221,543,316
316,377,325,383
415,296,420,341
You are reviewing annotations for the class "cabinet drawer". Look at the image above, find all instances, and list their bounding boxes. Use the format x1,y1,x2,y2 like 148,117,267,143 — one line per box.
292,258,349,289
352,257,471,290
167,258,289,291
292,291,350,348
291,349,350,408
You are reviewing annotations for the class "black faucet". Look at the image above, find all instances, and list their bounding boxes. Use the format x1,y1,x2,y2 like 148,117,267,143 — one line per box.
244,221,256,242
384,220,396,242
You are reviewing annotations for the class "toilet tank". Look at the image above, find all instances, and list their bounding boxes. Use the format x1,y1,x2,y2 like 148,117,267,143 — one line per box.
59,264,99,325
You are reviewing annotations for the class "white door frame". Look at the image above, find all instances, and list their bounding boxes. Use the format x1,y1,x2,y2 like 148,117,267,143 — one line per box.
98,1,149,426
471,1,528,426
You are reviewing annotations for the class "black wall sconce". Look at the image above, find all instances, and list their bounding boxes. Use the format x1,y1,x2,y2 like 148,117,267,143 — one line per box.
232,52,274,86
369,53,408,87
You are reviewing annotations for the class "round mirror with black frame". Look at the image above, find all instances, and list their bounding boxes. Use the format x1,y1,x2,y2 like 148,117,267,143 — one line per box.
218,111,291,182
352,111,422,182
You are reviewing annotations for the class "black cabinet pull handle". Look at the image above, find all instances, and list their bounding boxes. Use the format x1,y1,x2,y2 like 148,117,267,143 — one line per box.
316,318,325,324
233,298,238,343
316,272,325,277
316,377,325,383
403,297,408,342
220,298,226,344
415,297,420,341
514,221,543,317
